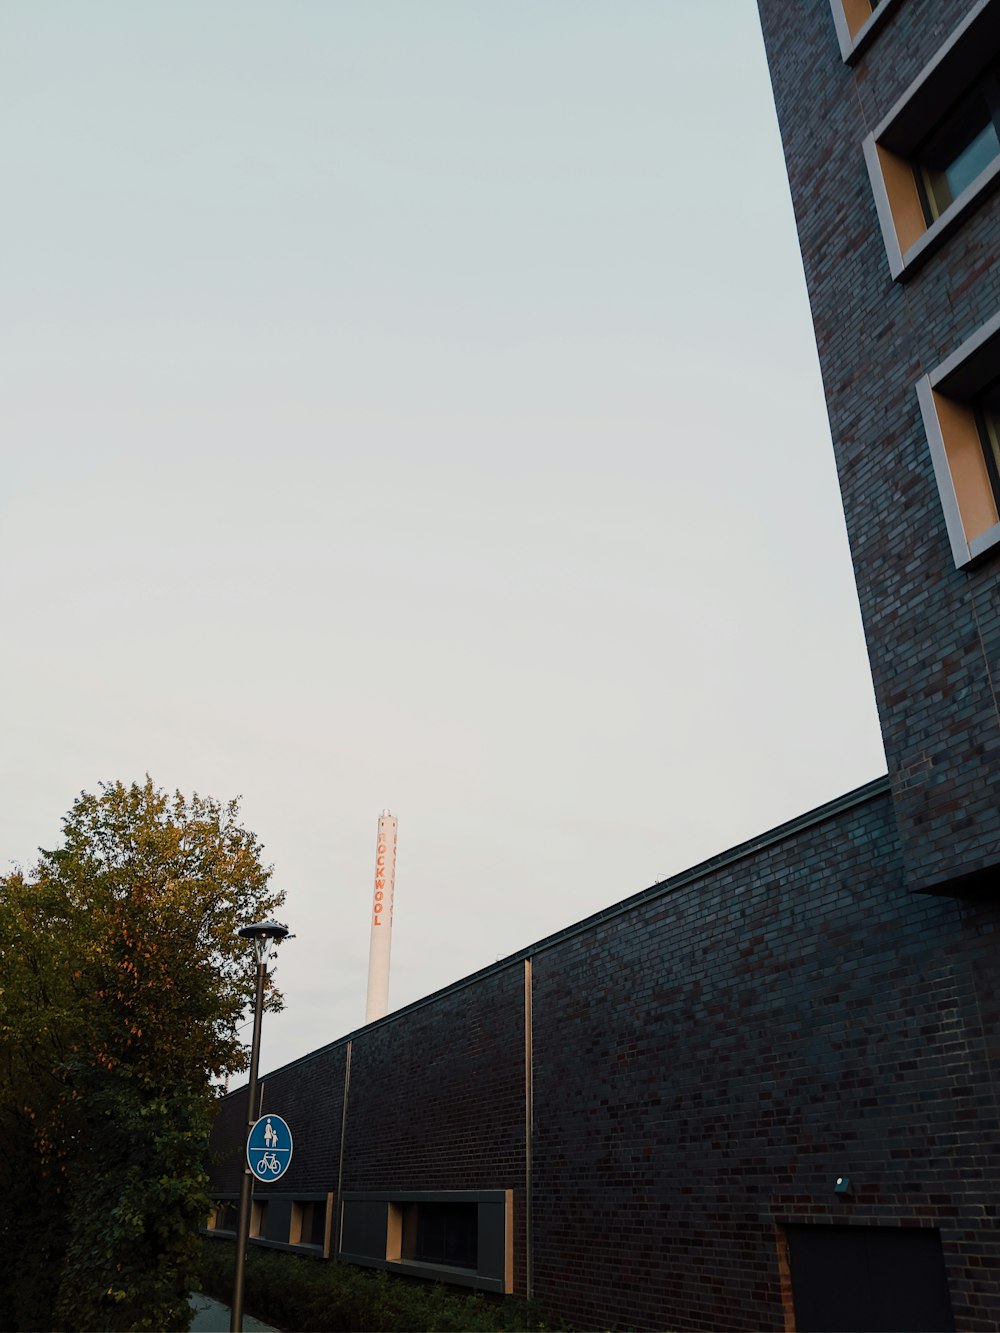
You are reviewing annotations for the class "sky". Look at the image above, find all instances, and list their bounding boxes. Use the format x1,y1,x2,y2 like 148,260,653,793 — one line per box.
1,1,887,1077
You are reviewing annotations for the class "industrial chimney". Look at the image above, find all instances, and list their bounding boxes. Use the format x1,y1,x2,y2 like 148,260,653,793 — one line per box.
364,809,398,1023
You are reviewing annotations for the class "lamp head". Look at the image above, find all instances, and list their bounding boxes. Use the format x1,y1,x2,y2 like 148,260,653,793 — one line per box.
238,919,290,966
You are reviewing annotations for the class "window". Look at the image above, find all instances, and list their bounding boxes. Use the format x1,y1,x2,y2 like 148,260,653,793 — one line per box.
916,310,1000,567
204,1192,332,1254
830,0,900,64
916,67,1000,222
401,1201,478,1270
207,1199,238,1233
340,1190,513,1294
290,1199,327,1250
250,1199,268,1239
863,0,1000,278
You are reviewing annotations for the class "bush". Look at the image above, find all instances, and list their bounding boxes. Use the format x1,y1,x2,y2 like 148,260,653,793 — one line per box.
199,1237,555,1332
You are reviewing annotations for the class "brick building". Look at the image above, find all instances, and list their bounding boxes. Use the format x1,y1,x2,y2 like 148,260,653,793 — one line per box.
208,3,1000,1328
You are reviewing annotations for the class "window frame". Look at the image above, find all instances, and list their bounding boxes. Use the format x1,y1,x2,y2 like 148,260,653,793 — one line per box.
400,1199,479,1270
339,1189,514,1295
914,67,1000,224
204,1190,334,1258
863,0,1000,279
829,0,902,65
916,309,1000,568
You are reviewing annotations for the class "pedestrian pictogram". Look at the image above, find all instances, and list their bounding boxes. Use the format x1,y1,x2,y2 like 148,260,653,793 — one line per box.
246,1113,293,1181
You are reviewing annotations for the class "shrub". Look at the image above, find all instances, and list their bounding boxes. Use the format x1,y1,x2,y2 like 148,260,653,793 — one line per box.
199,1237,555,1332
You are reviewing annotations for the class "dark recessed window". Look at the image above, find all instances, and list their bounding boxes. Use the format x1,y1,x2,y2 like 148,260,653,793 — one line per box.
292,1200,326,1248
917,71,1000,222
863,5,1000,277
403,1202,477,1270
211,1200,238,1232
340,1189,511,1294
915,310,1000,568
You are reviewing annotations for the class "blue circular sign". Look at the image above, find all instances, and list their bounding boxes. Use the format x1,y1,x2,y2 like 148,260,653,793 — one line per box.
246,1113,293,1182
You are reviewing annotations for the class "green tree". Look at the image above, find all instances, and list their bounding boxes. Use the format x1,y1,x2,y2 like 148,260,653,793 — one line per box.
0,778,284,1331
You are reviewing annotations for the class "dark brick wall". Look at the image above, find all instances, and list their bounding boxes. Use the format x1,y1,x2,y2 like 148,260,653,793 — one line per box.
209,965,529,1288
338,968,525,1195
339,969,528,1292
756,0,1000,893
210,783,1000,1329
530,786,999,1331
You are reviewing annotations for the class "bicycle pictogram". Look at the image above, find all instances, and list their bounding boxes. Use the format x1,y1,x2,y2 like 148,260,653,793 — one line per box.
254,1151,282,1177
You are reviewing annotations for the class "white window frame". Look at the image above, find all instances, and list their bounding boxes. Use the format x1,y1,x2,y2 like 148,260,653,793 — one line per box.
829,0,902,65
863,0,1000,279
916,310,1000,568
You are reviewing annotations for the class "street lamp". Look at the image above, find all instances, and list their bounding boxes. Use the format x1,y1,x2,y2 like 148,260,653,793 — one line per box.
230,919,290,1333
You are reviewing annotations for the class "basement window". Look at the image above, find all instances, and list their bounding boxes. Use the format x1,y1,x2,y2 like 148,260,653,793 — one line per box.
340,1189,513,1294
290,1199,327,1250
830,0,901,63
916,310,1000,567
400,1200,478,1270
863,0,1000,278
204,1192,332,1255
207,1199,238,1233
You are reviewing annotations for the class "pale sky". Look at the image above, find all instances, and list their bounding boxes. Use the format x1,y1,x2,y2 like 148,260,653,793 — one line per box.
1,2,886,1075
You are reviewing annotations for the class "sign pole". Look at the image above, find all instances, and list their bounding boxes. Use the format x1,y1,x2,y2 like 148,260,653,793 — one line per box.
230,956,267,1333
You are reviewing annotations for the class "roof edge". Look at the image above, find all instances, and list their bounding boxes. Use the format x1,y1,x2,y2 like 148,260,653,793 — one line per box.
227,773,892,1091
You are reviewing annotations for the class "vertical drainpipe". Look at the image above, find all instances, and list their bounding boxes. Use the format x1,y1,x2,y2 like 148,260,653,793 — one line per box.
335,1040,352,1261
524,958,534,1301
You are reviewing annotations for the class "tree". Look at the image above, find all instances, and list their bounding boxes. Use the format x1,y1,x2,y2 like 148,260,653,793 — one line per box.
0,779,285,1331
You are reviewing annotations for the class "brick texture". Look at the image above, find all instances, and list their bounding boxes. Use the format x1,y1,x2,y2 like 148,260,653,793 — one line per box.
529,787,1000,1331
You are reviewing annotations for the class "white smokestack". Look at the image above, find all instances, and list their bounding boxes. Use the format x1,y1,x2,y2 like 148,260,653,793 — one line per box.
364,809,398,1023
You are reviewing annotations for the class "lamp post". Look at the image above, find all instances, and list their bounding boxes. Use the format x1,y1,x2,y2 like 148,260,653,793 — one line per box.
230,919,289,1333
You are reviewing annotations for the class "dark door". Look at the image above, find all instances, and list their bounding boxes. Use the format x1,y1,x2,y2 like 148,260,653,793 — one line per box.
785,1225,955,1333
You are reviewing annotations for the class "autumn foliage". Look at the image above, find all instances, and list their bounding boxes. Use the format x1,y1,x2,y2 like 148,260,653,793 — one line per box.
0,779,284,1331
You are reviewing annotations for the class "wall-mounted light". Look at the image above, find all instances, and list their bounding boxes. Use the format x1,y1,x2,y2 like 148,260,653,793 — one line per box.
834,1176,853,1196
